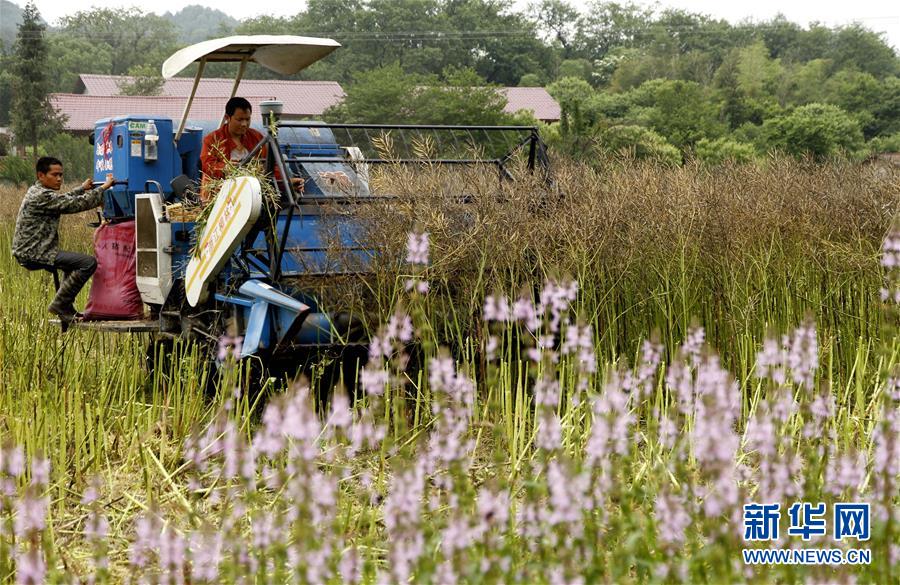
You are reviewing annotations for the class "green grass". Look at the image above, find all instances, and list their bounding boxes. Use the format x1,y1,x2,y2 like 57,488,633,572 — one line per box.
0,157,897,582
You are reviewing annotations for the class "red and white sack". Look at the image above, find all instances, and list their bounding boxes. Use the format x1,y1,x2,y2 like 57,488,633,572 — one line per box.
84,220,144,320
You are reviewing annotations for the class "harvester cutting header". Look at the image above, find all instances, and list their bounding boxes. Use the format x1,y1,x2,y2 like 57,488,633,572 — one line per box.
60,35,550,371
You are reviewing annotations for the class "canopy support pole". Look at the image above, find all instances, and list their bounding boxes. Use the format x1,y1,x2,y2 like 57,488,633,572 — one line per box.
221,57,249,126
174,57,206,143
230,57,248,100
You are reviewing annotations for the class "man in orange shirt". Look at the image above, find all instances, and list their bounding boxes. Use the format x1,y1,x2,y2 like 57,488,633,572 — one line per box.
199,97,302,201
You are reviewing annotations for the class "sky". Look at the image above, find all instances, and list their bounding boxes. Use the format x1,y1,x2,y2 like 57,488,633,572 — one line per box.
26,0,900,49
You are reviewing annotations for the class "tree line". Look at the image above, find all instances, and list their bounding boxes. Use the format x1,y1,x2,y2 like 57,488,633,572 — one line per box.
1,0,898,175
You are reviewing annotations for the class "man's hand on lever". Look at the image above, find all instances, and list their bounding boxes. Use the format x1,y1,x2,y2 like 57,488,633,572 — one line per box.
83,173,115,192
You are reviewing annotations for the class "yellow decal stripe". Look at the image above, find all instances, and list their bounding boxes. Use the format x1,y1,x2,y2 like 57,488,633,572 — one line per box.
186,200,245,292
185,177,250,292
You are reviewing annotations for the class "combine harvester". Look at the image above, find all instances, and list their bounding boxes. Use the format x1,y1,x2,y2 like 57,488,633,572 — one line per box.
67,36,549,386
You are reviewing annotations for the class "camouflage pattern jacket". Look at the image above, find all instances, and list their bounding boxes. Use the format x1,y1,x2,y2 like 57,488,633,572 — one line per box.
12,182,104,265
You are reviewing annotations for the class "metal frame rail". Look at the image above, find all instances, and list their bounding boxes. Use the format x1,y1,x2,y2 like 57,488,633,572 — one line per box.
232,122,551,282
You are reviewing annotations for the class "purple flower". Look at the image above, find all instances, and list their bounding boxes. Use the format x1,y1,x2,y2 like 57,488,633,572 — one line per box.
386,312,413,344
755,323,818,389
485,335,498,360
658,415,677,450
328,392,352,429
81,483,100,506
881,231,900,270
484,294,511,322
251,510,276,549
534,376,560,407
15,548,46,585
682,327,705,362
360,366,389,397
440,516,472,557
216,334,243,362
158,526,187,583
536,411,563,451
512,295,540,331
6,445,25,477
14,490,48,537
871,408,899,523
189,528,224,582
130,512,161,568
539,279,577,334
384,462,427,583
367,334,392,361
30,456,50,487
253,400,285,457
786,322,818,388
586,372,633,462
755,337,786,385
826,451,866,496
655,490,691,550
85,510,109,542
340,546,363,585
546,460,588,531
745,407,777,458
665,359,694,416
406,231,429,265
405,278,429,294
475,487,510,536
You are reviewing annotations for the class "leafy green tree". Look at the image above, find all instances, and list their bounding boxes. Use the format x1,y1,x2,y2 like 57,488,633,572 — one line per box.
713,47,783,128
736,41,784,99
0,155,33,186
781,24,838,63
630,79,725,147
164,5,237,43
557,58,593,82
528,0,583,59
586,91,632,119
867,132,900,154
118,64,165,96
694,137,757,164
325,63,511,125
607,49,663,91
759,15,803,60
10,2,62,156
823,70,887,138
784,59,831,105
0,55,13,126
518,73,542,87
546,76,594,112
575,1,653,61
871,77,900,137
763,103,864,159
414,67,512,125
58,8,178,76
325,63,420,123
648,9,739,63
41,133,93,178
828,24,898,79
47,35,114,92
596,124,681,164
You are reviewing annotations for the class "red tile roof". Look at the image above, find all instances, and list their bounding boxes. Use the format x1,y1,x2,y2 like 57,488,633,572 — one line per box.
51,94,279,131
76,74,345,118
62,75,560,129
500,87,561,122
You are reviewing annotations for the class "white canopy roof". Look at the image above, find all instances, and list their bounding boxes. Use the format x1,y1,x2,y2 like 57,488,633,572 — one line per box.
162,35,341,79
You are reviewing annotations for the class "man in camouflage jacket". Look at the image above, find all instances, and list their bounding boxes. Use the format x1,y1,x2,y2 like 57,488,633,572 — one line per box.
12,156,114,322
